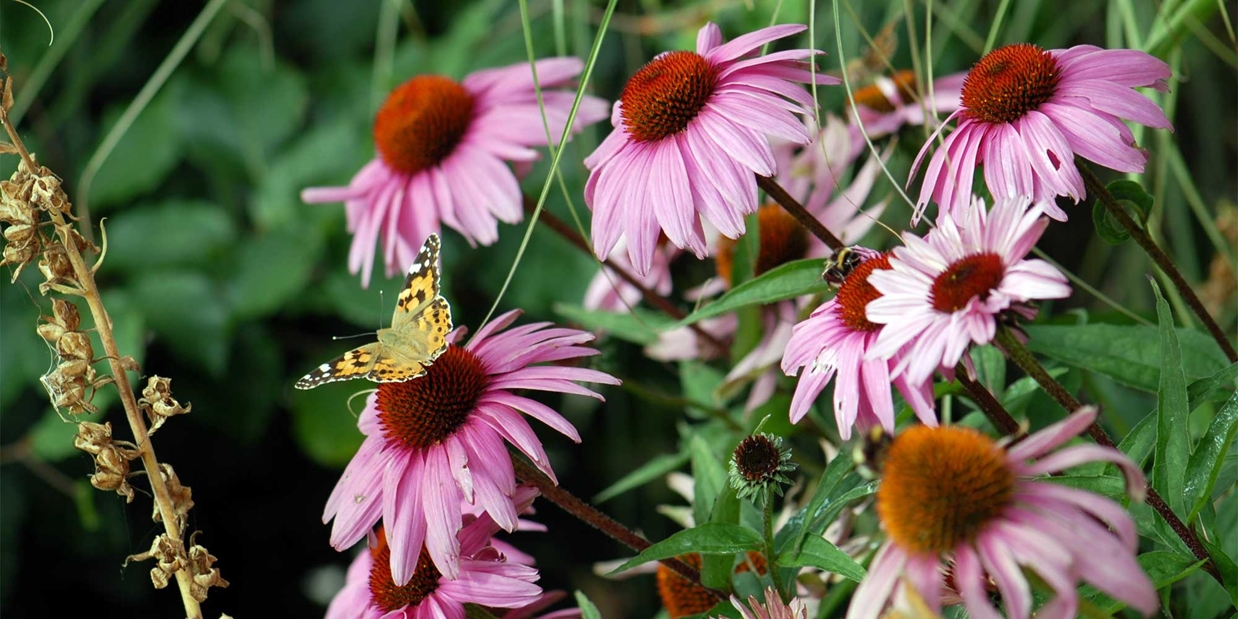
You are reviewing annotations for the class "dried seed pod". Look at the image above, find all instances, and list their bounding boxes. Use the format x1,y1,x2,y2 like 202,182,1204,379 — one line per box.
153,463,194,533
42,361,97,415
37,298,81,344
31,173,68,214
126,535,186,591
1,234,39,281
37,244,76,291
140,376,191,433
73,421,114,456
186,534,228,602
91,444,136,502
56,331,93,362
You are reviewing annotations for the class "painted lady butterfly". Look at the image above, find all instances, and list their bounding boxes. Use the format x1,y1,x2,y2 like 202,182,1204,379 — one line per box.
295,234,452,389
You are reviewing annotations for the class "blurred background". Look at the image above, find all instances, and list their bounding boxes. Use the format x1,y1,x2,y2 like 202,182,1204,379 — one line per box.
0,0,1233,617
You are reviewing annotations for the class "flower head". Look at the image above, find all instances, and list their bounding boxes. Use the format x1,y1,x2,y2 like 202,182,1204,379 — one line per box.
657,552,768,618
848,407,1157,619
909,43,1171,223
303,59,608,286
726,587,808,619
326,489,543,619
728,433,796,500
323,310,618,583
781,249,937,440
585,22,836,275
850,70,965,144
865,196,1071,386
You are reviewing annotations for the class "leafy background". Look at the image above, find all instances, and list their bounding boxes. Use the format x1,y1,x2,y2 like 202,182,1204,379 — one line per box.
0,0,1234,617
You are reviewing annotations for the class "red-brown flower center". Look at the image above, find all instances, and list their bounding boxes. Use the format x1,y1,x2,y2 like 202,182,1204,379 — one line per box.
876,425,1015,555
374,76,475,174
852,69,919,113
961,43,1061,124
835,252,893,332
368,528,442,612
929,253,1005,313
376,346,489,449
656,552,767,618
620,51,717,143
715,204,811,285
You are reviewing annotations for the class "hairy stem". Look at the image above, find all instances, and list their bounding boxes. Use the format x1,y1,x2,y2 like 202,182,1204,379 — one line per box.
762,487,788,602
756,175,845,252
523,198,731,358
509,450,727,600
955,366,1023,436
1080,163,1237,362
994,326,1221,583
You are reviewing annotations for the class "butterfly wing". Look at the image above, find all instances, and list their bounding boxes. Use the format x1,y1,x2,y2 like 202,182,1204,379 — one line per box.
294,343,382,390
391,234,443,330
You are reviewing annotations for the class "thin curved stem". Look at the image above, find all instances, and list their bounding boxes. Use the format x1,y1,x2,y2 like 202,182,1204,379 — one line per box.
994,326,1222,584
1080,163,1237,362
524,198,731,359
508,450,727,601
762,487,788,602
756,175,845,252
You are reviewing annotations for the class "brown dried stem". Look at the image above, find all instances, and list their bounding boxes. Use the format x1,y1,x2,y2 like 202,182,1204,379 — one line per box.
1080,163,1237,363
2,101,206,618
508,449,727,601
994,326,1221,584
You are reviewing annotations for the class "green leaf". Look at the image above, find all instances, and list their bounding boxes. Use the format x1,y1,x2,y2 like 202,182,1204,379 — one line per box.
610,523,763,574
594,451,689,504
970,345,1007,394
784,450,854,553
251,118,368,229
1118,412,1157,467
1185,393,1238,523
575,591,602,619
1187,362,1238,411
777,535,866,582
1151,280,1190,517
289,382,368,468
554,303,676,347
1092,180,1152,245
702,487,741,589
1024,323,1229,392
228,227,324,319
87,85,183,209
131,271,231,375
1202,537,1238,606
691,435,727,528
677,259,829,326
103,200,236,273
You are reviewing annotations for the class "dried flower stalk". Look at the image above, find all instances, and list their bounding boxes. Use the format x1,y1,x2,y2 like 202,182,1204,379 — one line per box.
0,58,222,618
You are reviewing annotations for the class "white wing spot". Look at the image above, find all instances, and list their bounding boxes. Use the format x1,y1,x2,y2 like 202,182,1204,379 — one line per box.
319,363,332,371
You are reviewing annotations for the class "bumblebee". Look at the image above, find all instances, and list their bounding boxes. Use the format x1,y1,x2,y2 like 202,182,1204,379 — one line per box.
822,247,863,288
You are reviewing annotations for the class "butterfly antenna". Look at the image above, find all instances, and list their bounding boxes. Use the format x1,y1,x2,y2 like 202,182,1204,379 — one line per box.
332,332,376,341
346,388,377,418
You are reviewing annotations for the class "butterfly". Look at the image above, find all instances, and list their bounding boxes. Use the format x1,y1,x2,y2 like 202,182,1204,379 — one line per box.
295,234,453,389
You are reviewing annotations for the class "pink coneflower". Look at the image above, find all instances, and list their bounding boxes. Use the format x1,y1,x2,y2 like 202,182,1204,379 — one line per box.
848,406,1157,619
910,43,1171,223
726,587,808,619
582,237,679,313
781,250,936,440
326,494,542,619
585,22,836,275
849,70,965,143
303,59,608,286
865,195,1070,386
323,310,618,583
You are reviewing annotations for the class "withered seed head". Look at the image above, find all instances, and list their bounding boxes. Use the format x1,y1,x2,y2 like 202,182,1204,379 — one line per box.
43,360,97,415
38,245,76,291
153,463,194,533
187,533,228,602
91,444,136,502
74,420,114,455
37,299,81,344
56,331,93,362
140,376,191,433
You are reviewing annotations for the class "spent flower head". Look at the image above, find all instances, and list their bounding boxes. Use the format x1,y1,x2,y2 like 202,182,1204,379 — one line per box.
729,433,796,500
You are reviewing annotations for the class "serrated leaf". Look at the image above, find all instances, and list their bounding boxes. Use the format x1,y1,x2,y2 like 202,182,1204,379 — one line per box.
1151,280,1190,517
554,303,676,346
777,535,866,582
1024,324,1228,392
103,200,235,272
594,451,689,504
610,523,763,574
1185,393,1238,523
677,259,829,326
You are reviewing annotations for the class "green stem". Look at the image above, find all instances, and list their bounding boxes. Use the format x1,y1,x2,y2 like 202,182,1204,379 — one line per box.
763,487,788,602
994,326,1222,583
1079,163,1237,362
